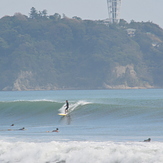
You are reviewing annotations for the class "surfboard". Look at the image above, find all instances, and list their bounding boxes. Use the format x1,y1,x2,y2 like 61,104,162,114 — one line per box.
58,113,67,116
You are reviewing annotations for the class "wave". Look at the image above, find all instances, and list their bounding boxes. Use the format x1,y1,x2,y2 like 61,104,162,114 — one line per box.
0,99,162,126
0,140,162,163
0,100,93,126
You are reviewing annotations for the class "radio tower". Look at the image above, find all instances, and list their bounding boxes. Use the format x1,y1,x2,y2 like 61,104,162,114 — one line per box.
107,0,121,23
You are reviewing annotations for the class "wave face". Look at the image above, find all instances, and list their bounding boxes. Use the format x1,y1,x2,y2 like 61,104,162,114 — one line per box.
0,100,61,125
0,98,163,128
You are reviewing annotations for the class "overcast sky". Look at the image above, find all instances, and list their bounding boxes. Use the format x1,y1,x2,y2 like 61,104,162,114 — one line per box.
1,0,163,28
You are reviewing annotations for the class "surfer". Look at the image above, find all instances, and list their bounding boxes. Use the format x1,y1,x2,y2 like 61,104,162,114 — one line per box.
65,100,69,114
46,128,59,133
144,138,151,142
52,128,59,132
19,127,25,130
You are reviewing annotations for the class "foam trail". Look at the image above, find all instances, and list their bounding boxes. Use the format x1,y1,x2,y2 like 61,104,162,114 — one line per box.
58,104,66,113
58,101,91,113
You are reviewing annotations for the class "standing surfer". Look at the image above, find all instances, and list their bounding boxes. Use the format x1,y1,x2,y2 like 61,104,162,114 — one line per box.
65,100,69,114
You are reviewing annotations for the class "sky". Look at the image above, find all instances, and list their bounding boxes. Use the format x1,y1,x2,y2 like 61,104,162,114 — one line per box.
0,0,163,28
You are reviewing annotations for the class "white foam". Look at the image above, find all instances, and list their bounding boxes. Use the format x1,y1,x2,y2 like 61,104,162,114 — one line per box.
58,100,91,113
0,140,163,163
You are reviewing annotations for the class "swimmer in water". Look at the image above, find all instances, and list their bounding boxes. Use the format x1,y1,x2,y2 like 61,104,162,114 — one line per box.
46,128,59,133
19,127,25,130
144,138,151,142
52,128,59,132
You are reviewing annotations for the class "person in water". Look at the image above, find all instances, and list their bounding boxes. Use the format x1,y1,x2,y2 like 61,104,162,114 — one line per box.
144,138,151,142
52,128,59,132
65,100,69,114
46,128,59,133
19,127,25,130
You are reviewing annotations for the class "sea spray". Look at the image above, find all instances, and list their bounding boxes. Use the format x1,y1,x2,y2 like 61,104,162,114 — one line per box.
58,100,92,113
0,140,162,163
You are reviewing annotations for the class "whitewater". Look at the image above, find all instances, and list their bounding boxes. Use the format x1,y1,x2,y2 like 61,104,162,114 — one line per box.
0,89,163,163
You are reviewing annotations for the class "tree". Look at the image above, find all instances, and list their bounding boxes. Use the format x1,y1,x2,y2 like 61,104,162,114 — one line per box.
29,7,38,19
49,13,61,21
42,10,47,17
72,16,82,20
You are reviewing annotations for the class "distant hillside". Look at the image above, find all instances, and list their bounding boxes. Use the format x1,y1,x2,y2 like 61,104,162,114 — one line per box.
0,8,163,91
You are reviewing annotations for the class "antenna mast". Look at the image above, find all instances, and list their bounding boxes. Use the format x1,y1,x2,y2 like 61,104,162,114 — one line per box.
107,0,121,23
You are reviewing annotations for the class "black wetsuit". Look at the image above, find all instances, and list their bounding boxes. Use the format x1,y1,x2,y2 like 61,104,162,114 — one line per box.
65,101,69,111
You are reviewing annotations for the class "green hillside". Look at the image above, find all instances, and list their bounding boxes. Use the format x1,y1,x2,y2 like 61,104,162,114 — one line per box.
0,8,163,90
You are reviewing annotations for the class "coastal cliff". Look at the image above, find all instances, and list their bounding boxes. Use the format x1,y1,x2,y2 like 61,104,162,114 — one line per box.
0,10,163,90
3,65,153,91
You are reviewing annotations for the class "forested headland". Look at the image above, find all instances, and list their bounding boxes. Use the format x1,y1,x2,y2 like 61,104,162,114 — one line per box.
0,7,163,91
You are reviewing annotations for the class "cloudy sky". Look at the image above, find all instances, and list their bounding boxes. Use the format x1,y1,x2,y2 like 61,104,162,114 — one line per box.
1,0,163,28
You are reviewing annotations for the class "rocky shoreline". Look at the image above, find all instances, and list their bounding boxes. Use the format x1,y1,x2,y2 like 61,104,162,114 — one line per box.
2,83,155,91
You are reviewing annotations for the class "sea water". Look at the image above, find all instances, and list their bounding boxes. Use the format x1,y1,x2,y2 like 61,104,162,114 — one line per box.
0,89,163,163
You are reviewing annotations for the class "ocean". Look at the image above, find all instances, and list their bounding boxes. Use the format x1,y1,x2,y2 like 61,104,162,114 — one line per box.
0,89,163,163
